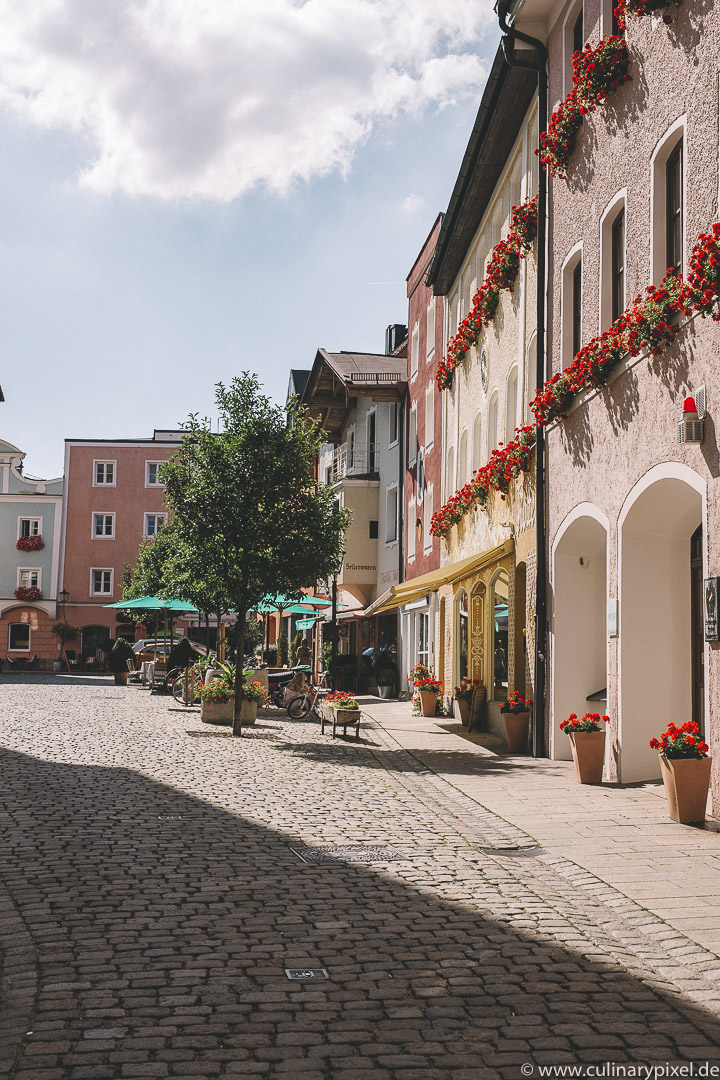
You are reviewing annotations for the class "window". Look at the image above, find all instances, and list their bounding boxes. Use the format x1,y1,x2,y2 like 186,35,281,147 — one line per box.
488,393,499,457
472,413,483,472
666,140,683,276
93,513,115,538
348,428,355,469
611,208,625,323
325,465,333,486
410,325,419,378
408,406,417,466
18,569,40,589
144,513,167,538
651,121,685,283
385,486,398,544
573,6,583,55
367,411,377,473
389,403,399,447
91,569,113,595
458,430,468,487
572,261,582,358
18,518,41,538
426,301,435,359
9,623,30,651
94,460,116,486
425,385,434,448
506,367,519,444
561,246,582,368
407,499,416,560
525,335,538,423
369,520,379,540
423,486,433,552
146,461,164,486
491,569,510,702
445,446,455,499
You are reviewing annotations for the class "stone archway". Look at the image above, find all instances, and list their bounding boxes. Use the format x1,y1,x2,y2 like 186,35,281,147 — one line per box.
619,468,703,782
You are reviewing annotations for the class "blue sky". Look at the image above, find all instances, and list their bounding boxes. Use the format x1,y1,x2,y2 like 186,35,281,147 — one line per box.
0,0,499,479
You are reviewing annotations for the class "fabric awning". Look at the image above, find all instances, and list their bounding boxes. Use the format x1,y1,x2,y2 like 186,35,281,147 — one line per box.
363,540,512,618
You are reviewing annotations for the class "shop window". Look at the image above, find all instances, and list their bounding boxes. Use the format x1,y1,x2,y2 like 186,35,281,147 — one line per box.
491,570,510,702
457,588,469,682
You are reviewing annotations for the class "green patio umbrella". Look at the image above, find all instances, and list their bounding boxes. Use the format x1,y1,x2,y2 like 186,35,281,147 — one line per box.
104,595,198,662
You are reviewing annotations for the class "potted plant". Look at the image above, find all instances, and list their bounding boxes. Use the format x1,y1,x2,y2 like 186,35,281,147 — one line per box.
200,679,234,725
408,663,442,717
239,680,268,726
108,637,136,686
500,691,533,753
325,689,360,722
376,667,396,699
650,721,711,824
453,677,478,727
51,622,79,672
560,712,609,783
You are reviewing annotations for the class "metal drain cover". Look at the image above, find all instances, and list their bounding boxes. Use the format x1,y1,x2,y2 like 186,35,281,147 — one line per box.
285,968,329,980
477,845,544,857
289,845,402,865
186,730,276,740
157,815,184,821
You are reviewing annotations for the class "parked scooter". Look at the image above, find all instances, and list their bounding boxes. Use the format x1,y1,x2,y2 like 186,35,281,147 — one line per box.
267,667,314,714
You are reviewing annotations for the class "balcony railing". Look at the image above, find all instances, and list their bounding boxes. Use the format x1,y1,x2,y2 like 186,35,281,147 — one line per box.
327,441,379,480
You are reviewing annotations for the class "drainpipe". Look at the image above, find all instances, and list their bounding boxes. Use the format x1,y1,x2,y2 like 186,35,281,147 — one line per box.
496,0,547,758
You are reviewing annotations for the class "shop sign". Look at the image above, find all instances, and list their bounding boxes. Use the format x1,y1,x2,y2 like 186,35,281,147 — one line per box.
704,577,720,642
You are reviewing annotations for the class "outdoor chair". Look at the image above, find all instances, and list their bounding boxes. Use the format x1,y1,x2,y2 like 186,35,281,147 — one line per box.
65,650,79,672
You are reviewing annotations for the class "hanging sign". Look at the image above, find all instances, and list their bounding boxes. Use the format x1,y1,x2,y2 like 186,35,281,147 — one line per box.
296,617,318,630
704,577,720,642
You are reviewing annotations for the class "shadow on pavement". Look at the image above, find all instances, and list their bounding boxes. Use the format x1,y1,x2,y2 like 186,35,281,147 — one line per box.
0,742,719,1078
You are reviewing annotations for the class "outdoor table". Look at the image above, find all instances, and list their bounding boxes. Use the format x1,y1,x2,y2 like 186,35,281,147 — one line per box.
140,661,155,688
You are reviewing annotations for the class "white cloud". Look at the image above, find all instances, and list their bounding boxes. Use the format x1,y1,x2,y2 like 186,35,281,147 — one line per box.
0,0,495,201
400,193,425,215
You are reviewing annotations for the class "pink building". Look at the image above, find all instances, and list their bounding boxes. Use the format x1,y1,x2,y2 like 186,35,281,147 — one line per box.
59,431,186,660
507,0,720,803
400,216,445,677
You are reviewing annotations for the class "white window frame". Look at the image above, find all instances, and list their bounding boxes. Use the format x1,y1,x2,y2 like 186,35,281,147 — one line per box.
487,392,500,459
563,0,584,98
425,384,435,450
410,324,419,379
90,568,114,596
525,333,538,424
92,512,116,539
505,366,519,445
388,403,399,449
17,567,41,590
445,446,455,501
144,512,168,538
8,623,30,651
145,461,165,487
423,485,434,553
426,301,436,361
599,190,627,332
17,516,42,540
385,485,399,545
472,411,483,472
458,429,468,488
408,404,417,466
561,242,583,370
407,496,416,562
93,460,117,487
650,116,686,284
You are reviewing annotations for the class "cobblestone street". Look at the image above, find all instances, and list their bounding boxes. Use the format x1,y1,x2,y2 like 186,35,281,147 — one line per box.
2,676,720,1080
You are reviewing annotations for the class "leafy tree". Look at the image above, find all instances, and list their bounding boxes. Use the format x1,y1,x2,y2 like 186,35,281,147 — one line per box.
277,632,289,668
160,374,349,734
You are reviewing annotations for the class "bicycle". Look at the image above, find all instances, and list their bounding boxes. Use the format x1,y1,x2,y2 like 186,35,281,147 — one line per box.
287,681,325,720
169,658,214,705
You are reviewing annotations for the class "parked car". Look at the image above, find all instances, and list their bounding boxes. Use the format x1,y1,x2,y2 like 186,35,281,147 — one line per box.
132,638,208,656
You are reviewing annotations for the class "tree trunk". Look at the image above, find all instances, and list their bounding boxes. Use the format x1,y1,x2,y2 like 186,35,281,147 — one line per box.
232,608,247,737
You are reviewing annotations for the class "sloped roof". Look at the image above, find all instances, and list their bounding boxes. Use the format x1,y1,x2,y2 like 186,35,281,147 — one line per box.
300,349,407,441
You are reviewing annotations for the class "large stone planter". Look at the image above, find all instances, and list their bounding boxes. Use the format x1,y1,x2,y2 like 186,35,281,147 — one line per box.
240,699,258,726
659,754,711,823
503,710,530,753
568,730,606,784
201,700,234,725
419,690,438,717
113,671,129,686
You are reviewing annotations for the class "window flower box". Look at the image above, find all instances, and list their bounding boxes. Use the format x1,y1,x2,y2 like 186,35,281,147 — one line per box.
14,586,42,602
16,535,44,552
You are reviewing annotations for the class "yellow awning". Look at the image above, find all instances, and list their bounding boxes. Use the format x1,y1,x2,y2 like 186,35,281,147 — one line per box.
364,540,512,617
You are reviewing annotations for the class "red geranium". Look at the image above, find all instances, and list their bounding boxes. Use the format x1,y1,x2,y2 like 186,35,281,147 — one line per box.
650,721,709,759
16,535,44,552
560,712,610,733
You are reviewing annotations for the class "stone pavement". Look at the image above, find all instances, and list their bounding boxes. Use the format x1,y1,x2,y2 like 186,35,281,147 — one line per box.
1,676,720,1080
361,699,720,958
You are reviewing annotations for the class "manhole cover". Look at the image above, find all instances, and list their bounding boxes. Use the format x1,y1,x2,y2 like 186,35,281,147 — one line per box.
289,845,402,865
186,730,276,740
285,968,329,980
